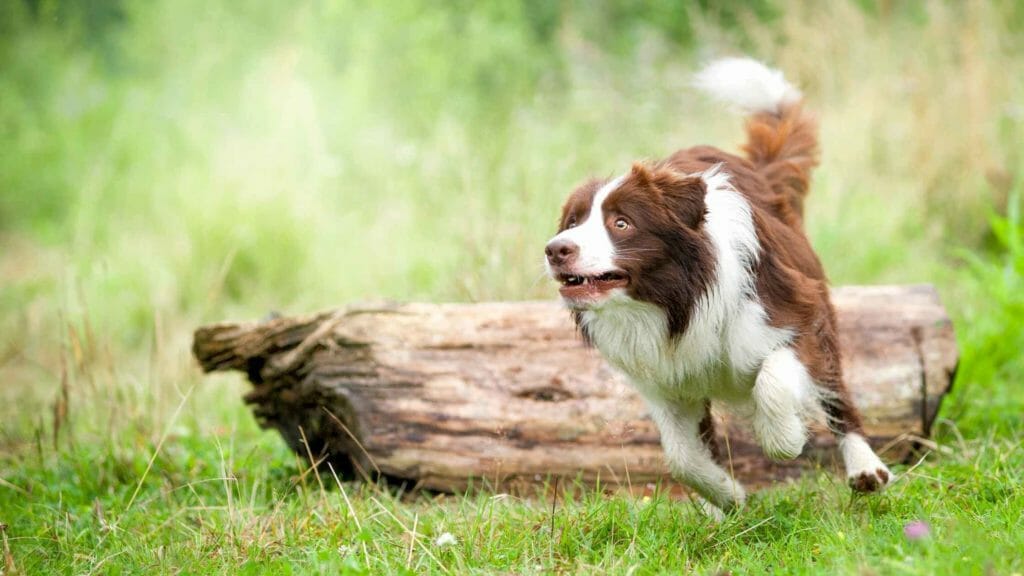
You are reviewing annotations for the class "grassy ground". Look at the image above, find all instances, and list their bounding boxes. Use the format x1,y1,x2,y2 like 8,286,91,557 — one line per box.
2,425,1022,574
2,0,1024,573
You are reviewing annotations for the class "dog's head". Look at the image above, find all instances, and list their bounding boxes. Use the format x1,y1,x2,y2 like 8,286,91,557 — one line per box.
545,162,716,335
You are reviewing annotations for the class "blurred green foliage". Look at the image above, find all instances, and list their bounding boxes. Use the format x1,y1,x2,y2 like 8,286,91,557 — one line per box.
2,0,1023,435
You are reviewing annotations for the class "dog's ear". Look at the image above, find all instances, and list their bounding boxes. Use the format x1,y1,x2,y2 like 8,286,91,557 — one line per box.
656,171,707,229
630,162,652,188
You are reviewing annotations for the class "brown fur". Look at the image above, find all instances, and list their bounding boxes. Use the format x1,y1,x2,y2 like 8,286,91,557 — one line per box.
698,400,720,461
743,103,820,228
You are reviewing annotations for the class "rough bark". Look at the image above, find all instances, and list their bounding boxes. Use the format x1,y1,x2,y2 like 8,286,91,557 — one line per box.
193,285,957,493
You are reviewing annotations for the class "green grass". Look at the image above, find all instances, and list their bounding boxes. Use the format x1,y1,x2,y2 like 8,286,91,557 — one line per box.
3,418,1022,574
2,0,1024,573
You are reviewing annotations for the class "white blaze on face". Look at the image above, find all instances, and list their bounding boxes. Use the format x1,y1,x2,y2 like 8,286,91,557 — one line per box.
547,175,626,276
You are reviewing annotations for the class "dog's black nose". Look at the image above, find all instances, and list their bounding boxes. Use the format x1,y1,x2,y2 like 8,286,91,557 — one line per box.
545,238,579,266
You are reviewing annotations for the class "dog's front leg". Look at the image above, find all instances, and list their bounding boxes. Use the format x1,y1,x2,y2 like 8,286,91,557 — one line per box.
648,401,746,518
751,347,812,460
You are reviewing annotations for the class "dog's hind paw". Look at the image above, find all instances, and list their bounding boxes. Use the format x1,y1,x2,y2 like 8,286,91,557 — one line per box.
841,433,892,493
848,465,892,493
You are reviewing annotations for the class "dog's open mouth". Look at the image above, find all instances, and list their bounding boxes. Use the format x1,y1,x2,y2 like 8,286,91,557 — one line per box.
557,271,629,300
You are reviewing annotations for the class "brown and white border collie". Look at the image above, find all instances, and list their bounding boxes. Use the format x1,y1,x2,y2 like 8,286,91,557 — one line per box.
544,58,891,517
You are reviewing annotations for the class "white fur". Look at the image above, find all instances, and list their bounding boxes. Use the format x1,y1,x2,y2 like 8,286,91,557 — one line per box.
649,402,745,513
751,347,814,460
546,175,626,277
840,433,892,487
693,57,801,115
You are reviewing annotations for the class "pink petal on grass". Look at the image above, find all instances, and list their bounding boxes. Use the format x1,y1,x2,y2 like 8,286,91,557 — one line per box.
904,521,931,540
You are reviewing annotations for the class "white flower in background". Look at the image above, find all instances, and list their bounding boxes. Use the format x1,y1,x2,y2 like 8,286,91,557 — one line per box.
433,532,457,548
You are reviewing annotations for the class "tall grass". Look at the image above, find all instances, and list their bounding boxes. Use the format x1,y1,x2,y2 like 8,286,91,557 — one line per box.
0,0,1021,491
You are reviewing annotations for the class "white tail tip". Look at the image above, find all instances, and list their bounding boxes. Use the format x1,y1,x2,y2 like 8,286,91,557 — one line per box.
693,57,801,114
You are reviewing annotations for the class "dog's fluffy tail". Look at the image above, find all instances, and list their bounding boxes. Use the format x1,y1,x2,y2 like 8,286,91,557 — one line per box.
694,57,819,222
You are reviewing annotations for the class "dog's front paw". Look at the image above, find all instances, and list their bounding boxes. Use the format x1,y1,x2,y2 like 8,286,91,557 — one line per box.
848,465,892,493
695,497,727,522
694,489,745,521
754,412,807,461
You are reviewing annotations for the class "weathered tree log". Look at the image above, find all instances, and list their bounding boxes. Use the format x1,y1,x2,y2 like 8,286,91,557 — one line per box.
193,285,957,493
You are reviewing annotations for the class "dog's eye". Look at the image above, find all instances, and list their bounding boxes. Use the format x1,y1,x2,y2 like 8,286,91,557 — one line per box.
567,217,577,228
614,218,630,230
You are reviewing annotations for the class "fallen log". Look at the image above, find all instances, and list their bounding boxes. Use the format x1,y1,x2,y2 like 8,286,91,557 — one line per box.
192,285,957,493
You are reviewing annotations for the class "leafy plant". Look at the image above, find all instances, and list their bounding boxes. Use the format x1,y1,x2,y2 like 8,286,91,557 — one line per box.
945,182,1024,435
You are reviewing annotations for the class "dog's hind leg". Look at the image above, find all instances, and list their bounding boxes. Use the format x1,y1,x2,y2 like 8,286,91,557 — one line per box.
818,381,892,492
807,328,893,492
648,400,746,517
